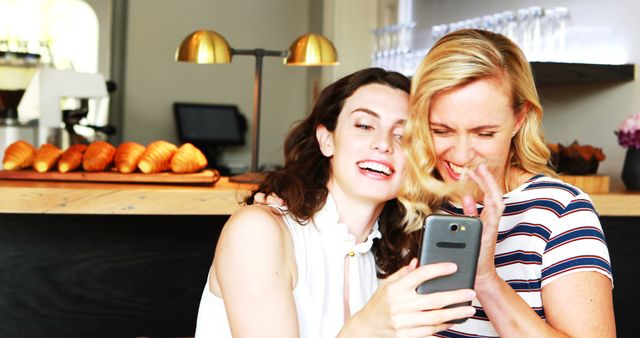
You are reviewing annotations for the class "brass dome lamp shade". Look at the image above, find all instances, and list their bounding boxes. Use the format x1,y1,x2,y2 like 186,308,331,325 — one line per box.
285,33,339,66
175,30,338,183
175,30,232,64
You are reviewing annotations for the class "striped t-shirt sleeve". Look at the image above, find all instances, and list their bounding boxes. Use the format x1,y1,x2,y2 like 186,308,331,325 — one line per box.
541,193,613,287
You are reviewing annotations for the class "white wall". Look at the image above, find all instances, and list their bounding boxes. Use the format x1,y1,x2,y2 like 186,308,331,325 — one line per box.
407,0,640,191
123,0,311,168
83,0,112,77
322,0,378,84
107,0,640,188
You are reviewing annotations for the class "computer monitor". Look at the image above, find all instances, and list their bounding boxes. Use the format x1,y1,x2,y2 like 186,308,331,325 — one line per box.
173,102,245,146
174,102,246,174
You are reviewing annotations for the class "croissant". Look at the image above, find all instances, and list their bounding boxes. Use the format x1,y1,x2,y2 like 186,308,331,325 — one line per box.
115,142,146,173
170,143,208,173
138,140,177,174
3,140,36,171
33,144,63,173
58,144,88,173
82,141,116,172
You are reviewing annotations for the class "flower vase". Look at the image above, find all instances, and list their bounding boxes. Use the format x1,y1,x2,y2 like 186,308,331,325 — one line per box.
622,148,640,190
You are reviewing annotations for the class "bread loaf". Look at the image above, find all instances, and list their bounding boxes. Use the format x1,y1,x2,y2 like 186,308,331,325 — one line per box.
170,143,208,173
3,140,36,171
58,144,88,173
115,142,146,173
137,140,177,174
83,141,116,172
34,144,63,173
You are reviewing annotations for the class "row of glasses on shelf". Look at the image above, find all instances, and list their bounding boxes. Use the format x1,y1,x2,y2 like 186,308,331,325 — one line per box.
370,22,417,76
0,40,54,65
372,5,626,76
370,7,572,76
429,6,570,62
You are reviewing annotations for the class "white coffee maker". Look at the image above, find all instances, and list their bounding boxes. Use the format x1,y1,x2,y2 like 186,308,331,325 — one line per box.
19,67,110,149
0,63,111,164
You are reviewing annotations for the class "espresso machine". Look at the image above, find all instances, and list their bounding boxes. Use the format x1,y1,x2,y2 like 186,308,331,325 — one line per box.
19,67,111,149
1,68,114,164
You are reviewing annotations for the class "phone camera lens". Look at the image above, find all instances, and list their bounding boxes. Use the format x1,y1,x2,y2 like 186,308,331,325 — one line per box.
450,224,459,232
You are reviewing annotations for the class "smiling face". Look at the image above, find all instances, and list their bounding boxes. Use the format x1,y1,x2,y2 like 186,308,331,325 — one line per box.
429,75,525,189
318,83,408,205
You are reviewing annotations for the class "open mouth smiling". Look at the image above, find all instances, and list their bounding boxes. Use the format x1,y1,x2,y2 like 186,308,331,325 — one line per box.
357,160,394,176
445,161,469,180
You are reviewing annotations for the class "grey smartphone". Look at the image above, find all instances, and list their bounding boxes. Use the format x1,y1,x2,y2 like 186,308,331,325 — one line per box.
417,214,483,323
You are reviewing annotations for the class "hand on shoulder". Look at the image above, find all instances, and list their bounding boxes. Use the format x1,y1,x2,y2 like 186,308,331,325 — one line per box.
252,192,286,207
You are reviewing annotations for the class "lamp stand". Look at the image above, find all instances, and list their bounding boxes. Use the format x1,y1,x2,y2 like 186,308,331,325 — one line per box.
229,49,286,184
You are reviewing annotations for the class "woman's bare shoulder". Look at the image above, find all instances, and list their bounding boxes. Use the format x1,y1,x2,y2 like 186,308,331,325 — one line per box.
216,204,290,261
215,205,291,264
226,204,287,233
211,205,293,296
212,206,299,336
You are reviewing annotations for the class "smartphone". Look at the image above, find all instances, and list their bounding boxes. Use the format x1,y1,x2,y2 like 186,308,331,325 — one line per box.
417,214,482,323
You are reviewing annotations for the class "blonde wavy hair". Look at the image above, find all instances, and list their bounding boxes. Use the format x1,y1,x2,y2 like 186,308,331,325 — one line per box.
399,29,555,232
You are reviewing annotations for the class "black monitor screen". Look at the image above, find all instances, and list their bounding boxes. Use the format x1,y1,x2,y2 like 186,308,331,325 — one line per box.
174,102,245,146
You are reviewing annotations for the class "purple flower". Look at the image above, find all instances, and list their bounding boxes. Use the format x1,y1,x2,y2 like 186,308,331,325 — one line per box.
616,113,640,150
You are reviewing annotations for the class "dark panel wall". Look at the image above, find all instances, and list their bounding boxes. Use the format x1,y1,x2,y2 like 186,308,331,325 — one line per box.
0,214,634,337
0,214,226,338
601,216,639,338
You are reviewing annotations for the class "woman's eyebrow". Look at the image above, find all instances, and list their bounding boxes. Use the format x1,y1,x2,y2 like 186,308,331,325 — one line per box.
429,122,501,130
352,108,406,125
429,122,451,128
470,125,501,131
350,108,379,118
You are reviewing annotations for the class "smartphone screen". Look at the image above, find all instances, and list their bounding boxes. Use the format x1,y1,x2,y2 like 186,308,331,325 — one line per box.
417,214,482,323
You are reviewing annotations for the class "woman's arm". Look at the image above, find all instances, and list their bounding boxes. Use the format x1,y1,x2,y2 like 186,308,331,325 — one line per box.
466,166,615,337
214,205,299,338
542,272,615,336
474,271,614,338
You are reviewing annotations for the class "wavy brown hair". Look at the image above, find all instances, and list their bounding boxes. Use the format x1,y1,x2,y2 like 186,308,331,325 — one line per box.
245,67,412,278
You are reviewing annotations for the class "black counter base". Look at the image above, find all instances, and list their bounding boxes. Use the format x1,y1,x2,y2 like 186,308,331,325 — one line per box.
0,214,226,338
602,216,639,338
0,214,635,337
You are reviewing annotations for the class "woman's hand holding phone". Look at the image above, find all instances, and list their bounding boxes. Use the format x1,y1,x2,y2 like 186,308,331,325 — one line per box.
340,258,476,338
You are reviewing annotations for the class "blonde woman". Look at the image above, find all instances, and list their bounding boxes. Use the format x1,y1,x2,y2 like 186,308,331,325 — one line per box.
400,29,615,337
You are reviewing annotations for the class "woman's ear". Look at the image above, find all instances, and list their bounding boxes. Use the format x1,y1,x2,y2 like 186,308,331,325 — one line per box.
316,125,334,157
513,102,530,135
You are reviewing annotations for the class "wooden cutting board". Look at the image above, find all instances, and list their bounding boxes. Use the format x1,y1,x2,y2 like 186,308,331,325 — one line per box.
0,169,220,185
559,175,610,194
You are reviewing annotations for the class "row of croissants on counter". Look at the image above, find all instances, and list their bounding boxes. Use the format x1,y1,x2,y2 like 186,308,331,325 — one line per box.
2,140,208,174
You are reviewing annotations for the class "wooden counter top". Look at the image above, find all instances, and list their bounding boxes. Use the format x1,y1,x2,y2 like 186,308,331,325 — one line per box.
0,177,255,215
1,177,639,216
589,191,640,217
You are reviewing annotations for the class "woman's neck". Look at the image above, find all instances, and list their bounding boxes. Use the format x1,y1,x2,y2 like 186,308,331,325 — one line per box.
327,182,384,243
505,166,532,193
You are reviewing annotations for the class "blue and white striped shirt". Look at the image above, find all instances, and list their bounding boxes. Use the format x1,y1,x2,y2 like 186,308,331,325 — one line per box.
437,175,612,338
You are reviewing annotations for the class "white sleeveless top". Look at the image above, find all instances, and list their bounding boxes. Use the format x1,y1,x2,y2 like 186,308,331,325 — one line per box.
194,195,382,338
